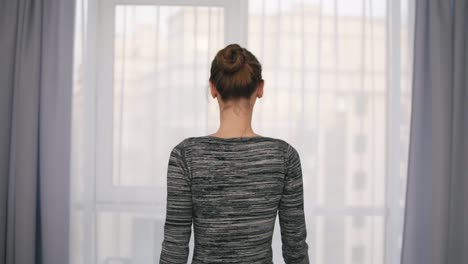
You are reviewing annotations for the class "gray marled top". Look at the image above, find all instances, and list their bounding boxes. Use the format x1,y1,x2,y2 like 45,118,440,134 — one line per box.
159,135,309,264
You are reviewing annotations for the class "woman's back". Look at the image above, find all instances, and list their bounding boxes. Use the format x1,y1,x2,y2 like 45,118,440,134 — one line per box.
159,135,310,264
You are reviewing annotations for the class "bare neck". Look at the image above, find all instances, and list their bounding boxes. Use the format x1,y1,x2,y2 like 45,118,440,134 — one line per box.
211,104,258,138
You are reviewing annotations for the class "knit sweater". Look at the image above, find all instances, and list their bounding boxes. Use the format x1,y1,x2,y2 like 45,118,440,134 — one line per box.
159,135,310,264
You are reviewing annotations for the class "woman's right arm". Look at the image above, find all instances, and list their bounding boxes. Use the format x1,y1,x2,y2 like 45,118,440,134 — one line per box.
278,144,310,264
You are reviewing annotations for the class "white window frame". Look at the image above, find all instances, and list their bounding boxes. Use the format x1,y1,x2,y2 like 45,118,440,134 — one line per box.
93,0,248,203
76,0,413,263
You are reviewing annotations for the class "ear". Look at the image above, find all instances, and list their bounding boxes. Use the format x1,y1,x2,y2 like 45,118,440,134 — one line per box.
257,80,264,98
209,80,217,98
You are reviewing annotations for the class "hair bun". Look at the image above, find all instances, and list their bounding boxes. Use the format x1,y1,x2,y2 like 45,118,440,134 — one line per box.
209,43,263,101
219,44,246,74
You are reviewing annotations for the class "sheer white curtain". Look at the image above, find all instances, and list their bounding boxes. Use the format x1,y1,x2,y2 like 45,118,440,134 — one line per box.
71,0,414,263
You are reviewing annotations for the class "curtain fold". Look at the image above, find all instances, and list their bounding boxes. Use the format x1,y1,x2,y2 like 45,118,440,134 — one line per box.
0,0,75,263
401,0,468,263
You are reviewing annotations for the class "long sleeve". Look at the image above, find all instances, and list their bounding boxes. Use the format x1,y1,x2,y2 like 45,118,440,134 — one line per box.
160,143,193,264
278,144,310,264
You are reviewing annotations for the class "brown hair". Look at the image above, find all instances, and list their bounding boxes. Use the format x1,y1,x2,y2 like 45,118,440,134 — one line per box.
209,43,263,101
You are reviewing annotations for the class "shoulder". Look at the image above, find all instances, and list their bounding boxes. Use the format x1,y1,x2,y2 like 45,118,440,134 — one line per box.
173,135,297,155
168,138,191,159
260,138,300,172
270,138,298,157
170,137,198,156
172,136,201,149
275,139,301,165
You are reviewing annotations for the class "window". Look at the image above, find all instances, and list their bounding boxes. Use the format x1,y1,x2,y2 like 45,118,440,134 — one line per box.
71,0,414,263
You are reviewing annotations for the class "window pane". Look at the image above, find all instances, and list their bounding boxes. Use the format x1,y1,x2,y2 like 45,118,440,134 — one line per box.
112,5,224,187
248,0,412,263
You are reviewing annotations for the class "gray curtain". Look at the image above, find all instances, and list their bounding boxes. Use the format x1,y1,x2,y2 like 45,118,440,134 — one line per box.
401,0,468,264
0,0,75,263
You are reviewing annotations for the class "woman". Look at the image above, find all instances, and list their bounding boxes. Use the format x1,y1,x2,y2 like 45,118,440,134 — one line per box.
160,44,310,264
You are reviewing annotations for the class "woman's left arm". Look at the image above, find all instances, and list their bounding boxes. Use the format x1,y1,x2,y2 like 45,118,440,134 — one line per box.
159,142,193,264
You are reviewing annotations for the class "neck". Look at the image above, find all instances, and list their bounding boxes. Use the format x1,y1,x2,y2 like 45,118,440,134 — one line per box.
213,101,257,137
